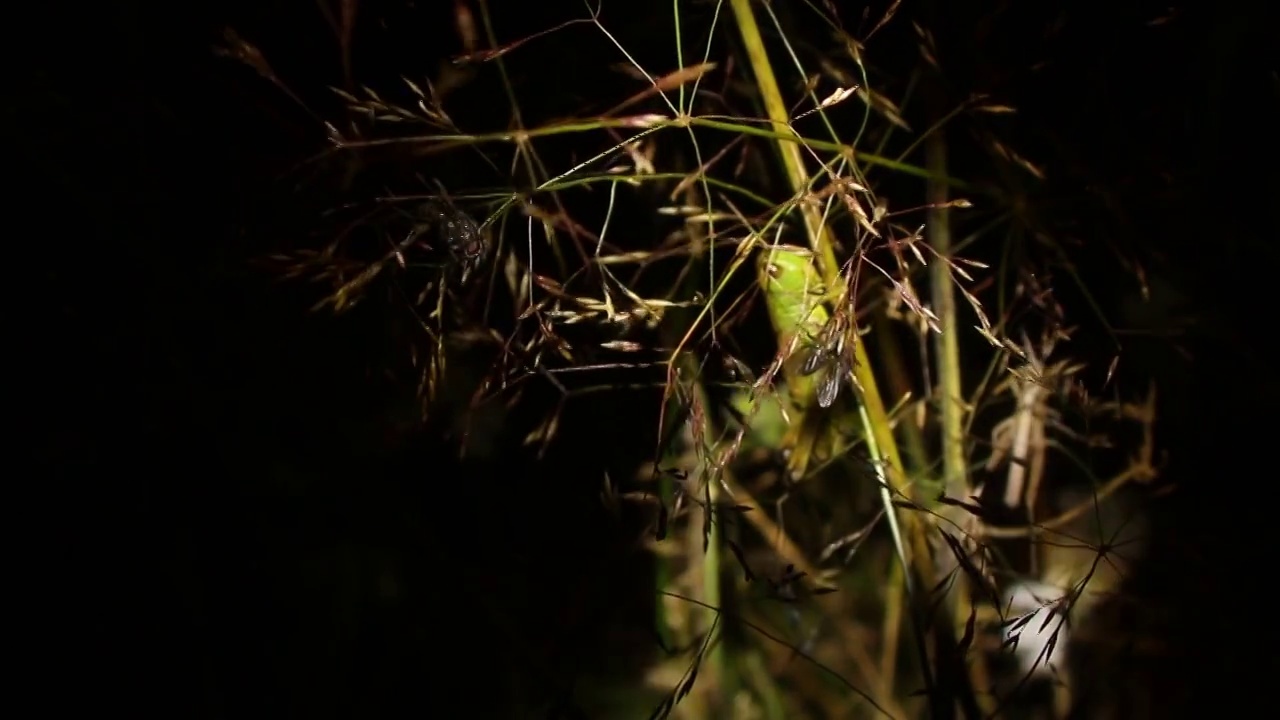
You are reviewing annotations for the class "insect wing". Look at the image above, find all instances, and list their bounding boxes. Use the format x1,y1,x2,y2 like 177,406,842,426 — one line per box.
815,364,843,408
809,342,854,408
800,344,829,376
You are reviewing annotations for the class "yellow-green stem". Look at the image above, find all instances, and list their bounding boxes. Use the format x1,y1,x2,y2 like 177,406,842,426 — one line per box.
730,0,940,699
926,134,966,498
927,119,997,717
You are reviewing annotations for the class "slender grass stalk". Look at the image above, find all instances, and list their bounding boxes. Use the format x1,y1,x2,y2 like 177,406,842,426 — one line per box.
870,320,923,702
927,128,997,716
475,0,573,276
336,117,962,186
926,133,965,500
680,178,730,711
724,0,837,278
700,420,728,713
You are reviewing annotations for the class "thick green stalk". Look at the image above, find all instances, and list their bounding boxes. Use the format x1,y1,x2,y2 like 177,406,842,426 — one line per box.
730,0,941,706
926,99,996,718
729,0,910,507
926,134,966,498
728,0,930,579
726,0,838,279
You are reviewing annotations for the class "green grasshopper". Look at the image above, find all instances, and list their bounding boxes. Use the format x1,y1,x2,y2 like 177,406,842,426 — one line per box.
757,244,860,479
757,244,858,409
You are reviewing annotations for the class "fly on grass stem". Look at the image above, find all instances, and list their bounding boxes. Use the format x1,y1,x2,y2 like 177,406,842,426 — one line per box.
401,180,488,284
422,193,488,284
799,297,856,408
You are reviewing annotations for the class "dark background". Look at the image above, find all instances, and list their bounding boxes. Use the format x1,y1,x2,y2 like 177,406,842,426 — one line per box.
22,0,1277,716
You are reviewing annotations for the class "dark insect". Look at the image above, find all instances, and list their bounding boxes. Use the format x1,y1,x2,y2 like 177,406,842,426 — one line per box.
417,192,488,284
799,305,855,408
